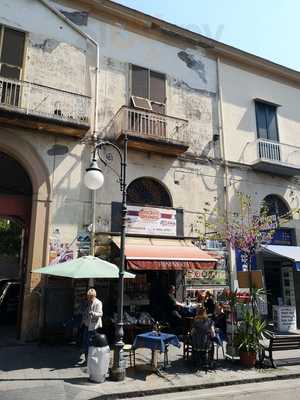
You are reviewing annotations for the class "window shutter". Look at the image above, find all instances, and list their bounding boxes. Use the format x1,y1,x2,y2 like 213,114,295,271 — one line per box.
150,71,165,103
1,28,25,67
255,102,268,139
131,65,148,98
266,105,278,141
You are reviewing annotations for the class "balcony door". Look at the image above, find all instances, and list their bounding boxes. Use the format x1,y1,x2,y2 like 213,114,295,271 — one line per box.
0,26,25,107
130,65,166,137
255,100,280,161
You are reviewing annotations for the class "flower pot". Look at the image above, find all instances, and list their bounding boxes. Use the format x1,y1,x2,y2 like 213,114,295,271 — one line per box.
239,351,256,368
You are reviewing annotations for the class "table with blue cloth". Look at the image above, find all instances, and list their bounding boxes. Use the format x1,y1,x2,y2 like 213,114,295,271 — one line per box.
133,331,181,372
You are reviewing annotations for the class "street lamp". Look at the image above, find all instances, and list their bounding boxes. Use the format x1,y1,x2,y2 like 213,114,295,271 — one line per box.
84,136,128,382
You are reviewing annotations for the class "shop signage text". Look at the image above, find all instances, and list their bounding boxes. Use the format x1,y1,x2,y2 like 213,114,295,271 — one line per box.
185,270,227,286
126,205,176,236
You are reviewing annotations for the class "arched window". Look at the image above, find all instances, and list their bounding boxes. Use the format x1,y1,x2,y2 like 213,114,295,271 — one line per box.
127,177,172,207
262,194,290,218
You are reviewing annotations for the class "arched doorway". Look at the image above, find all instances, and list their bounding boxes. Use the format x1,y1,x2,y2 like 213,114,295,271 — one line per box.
127,177,172,207
127,177,174,320
0,151,32,340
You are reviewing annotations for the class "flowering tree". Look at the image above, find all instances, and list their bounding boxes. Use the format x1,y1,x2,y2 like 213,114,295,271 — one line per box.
198,192,297,274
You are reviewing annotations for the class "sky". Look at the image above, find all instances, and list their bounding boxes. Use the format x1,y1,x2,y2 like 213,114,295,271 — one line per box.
114,0,300,72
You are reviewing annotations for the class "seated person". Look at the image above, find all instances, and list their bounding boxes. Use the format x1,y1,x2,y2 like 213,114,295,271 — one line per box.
191,307,215,368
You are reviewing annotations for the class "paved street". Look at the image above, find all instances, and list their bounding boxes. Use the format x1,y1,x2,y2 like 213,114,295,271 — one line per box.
129,378,300,400
2,343,300,399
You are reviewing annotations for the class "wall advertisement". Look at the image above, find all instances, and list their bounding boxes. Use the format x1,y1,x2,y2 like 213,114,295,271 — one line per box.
126,205,176,236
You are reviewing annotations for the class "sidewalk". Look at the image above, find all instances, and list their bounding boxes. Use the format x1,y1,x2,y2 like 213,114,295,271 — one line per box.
2,343,300,400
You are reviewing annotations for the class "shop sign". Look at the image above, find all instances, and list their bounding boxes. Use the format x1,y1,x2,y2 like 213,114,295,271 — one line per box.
235,249,257,272
271,228,294,246
185,270,227,286
126,205,176,236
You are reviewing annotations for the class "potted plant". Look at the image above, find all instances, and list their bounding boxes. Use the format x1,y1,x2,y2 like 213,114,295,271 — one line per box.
235,308,268,368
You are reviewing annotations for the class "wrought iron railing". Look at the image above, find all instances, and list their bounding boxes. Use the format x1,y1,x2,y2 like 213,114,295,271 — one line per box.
105,106,188,144
0,76,90,125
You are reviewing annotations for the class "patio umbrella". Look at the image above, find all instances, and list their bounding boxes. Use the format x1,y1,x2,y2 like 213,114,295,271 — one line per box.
32,255,135,279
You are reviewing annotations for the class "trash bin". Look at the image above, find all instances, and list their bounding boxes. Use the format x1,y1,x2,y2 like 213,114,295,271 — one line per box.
87,333,110,383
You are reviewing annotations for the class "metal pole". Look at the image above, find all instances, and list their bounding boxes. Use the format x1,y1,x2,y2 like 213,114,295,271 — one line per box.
111,135,128,381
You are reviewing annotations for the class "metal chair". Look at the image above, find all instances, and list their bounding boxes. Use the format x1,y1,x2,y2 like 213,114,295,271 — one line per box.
123,344,136,367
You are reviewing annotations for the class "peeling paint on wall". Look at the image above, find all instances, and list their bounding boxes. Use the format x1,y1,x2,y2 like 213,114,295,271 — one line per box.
60,10,88,26
32,38,60,53
177,51,207,84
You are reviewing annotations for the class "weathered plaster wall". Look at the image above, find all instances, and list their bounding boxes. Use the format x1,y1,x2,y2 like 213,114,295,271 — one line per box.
92,18,219,156
0,0,91,96
227,166,300,242
220,60,300,163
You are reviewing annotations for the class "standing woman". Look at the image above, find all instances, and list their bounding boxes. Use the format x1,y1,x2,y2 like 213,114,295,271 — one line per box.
82,288,103,364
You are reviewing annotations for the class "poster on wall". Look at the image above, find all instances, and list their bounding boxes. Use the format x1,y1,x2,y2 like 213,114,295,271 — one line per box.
49,238,74,264
126,205,177,236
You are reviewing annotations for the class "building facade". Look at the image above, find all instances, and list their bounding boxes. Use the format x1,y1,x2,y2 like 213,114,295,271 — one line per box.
0,0,300,340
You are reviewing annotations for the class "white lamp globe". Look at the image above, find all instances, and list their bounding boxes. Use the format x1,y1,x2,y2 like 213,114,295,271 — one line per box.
84,159,104,190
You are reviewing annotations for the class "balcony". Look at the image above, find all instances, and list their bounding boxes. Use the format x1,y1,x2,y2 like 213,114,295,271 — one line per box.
106,106,189,156
0,77,91,138
244,139,300,176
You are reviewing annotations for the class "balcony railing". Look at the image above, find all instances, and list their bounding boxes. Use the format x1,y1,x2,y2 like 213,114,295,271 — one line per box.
0,76,90,127
243,139,300,176
105,106,189,148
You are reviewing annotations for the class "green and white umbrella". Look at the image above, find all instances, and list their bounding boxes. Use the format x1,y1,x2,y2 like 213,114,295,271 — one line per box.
33,255,135,279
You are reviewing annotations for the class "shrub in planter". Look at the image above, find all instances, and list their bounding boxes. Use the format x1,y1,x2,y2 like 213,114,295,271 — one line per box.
235,308,268,368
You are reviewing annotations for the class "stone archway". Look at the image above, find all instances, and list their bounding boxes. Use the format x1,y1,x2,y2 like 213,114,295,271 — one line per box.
0,129,51,340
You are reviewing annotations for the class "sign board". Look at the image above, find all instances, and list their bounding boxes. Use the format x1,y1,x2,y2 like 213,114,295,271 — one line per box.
235,249,257,272
273,306,297,333
126,205,176,236
237,271,263,289
185,270,227,286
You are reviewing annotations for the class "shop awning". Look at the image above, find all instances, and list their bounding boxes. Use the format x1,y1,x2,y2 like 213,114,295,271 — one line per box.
261,245,300,271
112,237,217,270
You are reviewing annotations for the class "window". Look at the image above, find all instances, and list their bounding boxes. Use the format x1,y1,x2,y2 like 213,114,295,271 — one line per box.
127,177,172,207
131,65,166,114
255,101,279,142
262,194,290,218
255,100,280,161
0,26,25,80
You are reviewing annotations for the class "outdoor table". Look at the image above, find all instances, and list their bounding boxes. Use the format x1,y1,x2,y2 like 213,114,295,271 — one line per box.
132,331,181,374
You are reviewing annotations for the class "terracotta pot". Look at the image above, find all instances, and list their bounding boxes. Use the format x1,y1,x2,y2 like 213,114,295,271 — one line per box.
239,351,257,368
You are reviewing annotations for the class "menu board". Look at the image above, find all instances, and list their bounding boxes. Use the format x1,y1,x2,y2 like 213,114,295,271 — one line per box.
273,306,297,332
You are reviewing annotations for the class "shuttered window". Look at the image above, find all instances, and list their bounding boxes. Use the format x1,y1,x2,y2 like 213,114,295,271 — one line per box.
0,26,25,80
131,65,166,113
255,101,279,141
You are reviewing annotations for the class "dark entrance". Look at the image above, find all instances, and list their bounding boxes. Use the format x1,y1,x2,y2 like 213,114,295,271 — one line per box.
0,152,32,341
263,261,282,317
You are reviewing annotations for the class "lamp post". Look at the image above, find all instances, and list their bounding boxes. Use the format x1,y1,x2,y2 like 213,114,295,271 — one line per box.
84,136,128,382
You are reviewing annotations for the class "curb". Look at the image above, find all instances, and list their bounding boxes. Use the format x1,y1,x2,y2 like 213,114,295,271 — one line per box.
92,371,300,399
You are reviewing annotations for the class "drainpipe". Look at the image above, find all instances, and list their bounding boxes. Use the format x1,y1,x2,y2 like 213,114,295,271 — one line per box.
216,57,234,290
37,1,100,280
